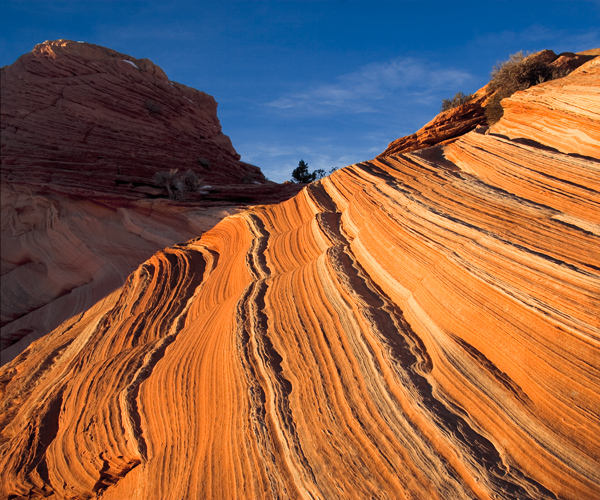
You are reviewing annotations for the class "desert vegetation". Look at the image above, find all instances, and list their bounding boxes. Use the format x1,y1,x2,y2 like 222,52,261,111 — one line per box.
440,92,474,111
485,51,571,124
153,168,203,199
291,159,326,183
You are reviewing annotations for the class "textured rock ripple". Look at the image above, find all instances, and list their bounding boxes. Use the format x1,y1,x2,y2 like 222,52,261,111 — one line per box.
1,55,599,500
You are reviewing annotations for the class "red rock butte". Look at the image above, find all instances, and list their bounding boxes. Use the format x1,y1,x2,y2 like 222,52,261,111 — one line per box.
1,39,264,188
1,44,599,500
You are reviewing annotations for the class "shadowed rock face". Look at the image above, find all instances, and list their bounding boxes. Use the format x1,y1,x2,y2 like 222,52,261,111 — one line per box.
0,186,245,363
1,40,301,362
1,53,599,499
1,39,265,189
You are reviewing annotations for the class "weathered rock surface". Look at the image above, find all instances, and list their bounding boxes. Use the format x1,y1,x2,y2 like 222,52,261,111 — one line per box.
378,87,491,157
1,40,301,361
1,39,265,190
490,57,600,157
1,50,598,499
378,50,598,158
0,184,242,363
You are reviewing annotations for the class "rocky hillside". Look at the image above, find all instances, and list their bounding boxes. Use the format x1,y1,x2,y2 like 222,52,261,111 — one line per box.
378,49,597,157
1,39,264,190
1,40,301,363
0,51,599,499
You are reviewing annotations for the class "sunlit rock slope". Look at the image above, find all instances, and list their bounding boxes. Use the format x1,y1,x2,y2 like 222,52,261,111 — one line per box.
1,40,301,362
1,56,599,499
378,49,597,157
490,54,600,157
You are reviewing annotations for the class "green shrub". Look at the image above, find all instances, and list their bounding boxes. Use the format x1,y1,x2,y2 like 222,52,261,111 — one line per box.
313,169,326,180
291,160,325,183
441,92,474,112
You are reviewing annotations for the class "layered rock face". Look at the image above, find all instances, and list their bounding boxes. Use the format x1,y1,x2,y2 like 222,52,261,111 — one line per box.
1,39,265,190
378,87,491,157
0,186,243,363
490,55,600,156
1,40,301,361
379,49,597,157
1,55,598,499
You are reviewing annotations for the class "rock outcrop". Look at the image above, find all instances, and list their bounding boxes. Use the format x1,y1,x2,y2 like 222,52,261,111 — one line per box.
490,56,600,157
378,87,491,157
1,39,265,191
378,49,598,157
1,40,301,362
0,185,242,363
1,52,598,499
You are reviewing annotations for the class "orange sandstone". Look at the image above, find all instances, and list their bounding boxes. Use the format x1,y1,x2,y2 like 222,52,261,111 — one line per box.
1,41,301,361
379,50,598,158
0,47,599,500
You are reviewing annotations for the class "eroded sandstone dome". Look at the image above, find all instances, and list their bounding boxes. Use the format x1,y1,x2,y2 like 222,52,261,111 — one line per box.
1,39,265,190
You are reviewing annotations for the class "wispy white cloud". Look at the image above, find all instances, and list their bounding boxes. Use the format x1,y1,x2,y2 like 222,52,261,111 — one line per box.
267,57,474,116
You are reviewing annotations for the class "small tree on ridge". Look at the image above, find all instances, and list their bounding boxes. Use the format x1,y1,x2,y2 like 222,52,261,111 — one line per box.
291,160,326,183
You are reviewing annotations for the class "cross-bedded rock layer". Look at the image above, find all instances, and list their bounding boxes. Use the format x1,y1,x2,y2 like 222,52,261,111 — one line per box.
378,49,598,158
1,56,599,499
1,40,301,361
1,39,265,190
0,185,243,363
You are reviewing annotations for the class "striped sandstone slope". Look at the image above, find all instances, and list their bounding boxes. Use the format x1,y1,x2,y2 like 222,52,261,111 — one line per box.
0,59,599,499
378,49,597,158
489,55,600,157
1,40,301,362
0,186,245,365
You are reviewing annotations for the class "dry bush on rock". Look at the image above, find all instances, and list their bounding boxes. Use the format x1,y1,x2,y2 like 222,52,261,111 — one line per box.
485,51,572,124
153,168,203,199
441,92,474,112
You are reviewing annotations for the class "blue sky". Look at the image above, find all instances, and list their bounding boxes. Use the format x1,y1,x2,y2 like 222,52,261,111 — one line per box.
2,1,599,182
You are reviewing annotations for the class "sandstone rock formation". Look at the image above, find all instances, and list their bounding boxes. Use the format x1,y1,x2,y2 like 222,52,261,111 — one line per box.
378,86,491,157
1,52,598,499
1,40,301,362
0,185,242,363
379,49,597,157
490,55,600,157
1,39,265,190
